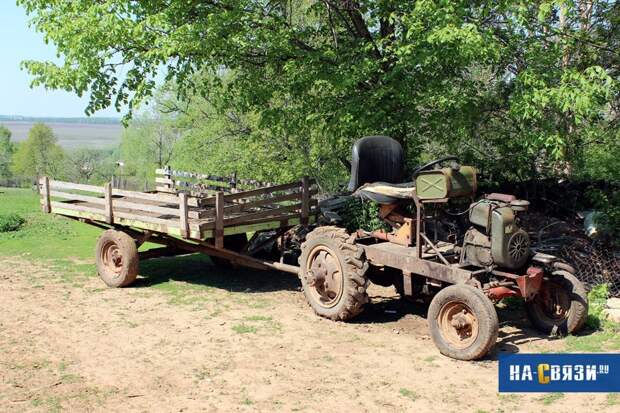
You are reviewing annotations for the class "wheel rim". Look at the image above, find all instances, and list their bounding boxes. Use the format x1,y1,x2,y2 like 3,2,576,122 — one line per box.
306,245,344,308
437,301,479,349
101,240,123,277
535,281,571,322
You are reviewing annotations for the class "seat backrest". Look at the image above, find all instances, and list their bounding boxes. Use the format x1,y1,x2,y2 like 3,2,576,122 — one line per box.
348,136,404,191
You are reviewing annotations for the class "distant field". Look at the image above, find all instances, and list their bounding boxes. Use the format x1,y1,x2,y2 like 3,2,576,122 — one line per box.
1,120,122,150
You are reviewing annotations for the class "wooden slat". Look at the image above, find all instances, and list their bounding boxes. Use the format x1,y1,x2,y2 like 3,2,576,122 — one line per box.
110,199,181,217
222,181,301,202
215,192,224,248
223,203,301,226
179,192,189,238
104,182,113,224
50,190,106,205
155,177,174,185
301,176,310,225
50,180,105,194
112,187,202,207
218,191,304,215
50,201,104,215
41,176,51,213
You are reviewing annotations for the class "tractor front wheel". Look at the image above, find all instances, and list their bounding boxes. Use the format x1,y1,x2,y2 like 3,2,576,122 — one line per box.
96,229,139,287
526,270,588,336
428,284,499,360
299,226,369,321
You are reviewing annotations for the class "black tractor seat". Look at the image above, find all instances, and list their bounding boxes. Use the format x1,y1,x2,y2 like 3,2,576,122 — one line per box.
353,181,416,205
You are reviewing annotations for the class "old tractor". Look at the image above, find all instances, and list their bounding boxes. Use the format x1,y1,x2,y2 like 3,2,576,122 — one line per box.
299,136,588,360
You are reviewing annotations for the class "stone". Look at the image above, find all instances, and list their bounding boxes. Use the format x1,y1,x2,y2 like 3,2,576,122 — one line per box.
606,297,620,310
602,308,620,324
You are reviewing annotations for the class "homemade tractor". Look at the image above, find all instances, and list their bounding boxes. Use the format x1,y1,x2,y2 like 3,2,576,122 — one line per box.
40,136,588,361
300,136,588,360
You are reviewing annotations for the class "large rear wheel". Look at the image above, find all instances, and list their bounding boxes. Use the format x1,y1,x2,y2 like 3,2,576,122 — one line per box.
428,284,499,360
96,229,139,287
526,270,588,336
299,226,369,321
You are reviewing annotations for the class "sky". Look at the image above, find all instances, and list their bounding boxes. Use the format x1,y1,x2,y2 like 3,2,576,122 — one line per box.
0,2,123,118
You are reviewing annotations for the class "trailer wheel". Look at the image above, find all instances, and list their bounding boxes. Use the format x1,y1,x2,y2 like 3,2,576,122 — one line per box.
526,270,588,336
210,234,248,268
96,230,139,288
299,226,369,321
428,284,498,360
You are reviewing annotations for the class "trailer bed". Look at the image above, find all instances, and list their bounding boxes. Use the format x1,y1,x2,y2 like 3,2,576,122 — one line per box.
39,169,318,244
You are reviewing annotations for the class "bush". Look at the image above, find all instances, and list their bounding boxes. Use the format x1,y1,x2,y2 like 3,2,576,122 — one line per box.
586,283,610,330
0,213,25,232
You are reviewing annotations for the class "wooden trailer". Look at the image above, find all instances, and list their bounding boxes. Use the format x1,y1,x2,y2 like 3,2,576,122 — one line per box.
39,168,319,286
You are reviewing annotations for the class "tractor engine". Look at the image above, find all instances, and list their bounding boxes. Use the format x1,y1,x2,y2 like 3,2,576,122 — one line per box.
461,195,531,270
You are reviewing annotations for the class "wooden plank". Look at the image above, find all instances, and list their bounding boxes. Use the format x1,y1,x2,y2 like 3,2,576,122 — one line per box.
112,187,200,207
50,190,105,205
155,177,174,185
41,176,51,213
104,182,113,224
50,201,104,215
214,191,304,216
301,176,310,225
215,192,224,248
111,199,181,217
221,181,301,203
50,180,104,194
179,192,189,238
222,203,302,226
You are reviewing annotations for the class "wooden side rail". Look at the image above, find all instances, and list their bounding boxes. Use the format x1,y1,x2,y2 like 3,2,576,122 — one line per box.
155,166,275,194
40,178,199,238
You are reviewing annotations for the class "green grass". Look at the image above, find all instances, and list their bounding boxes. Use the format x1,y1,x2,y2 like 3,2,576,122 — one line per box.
537,392,564,405
607,393,619,406
399,388,419,401
232,323,258,334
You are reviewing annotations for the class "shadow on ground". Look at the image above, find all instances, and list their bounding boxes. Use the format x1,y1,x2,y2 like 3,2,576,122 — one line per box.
134,253,301,293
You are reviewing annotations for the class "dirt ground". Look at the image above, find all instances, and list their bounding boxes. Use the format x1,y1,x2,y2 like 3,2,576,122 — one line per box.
0,256,615,412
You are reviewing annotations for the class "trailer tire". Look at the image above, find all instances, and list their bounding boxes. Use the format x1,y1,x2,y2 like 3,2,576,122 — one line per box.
96,230,139,288
526,270,588,336
299,226,369,321
211,234,248,268
428,284,498,360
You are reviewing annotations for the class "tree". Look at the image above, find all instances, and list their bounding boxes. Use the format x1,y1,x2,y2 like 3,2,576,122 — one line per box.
0,125,14,179
66,148,115,183
12,123,65,179
16,1,620,185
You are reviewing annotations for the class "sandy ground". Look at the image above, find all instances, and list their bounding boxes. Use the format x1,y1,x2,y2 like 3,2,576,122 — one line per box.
0,256,615,412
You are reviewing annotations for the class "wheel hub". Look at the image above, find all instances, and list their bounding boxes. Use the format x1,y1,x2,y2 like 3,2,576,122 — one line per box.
103,242,124,275
438,302,479,349
306,246,344,308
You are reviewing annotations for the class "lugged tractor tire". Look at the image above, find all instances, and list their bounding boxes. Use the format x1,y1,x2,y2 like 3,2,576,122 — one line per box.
428,284,499,360
526,270,588,336
298,226,369,321
95,229,139,288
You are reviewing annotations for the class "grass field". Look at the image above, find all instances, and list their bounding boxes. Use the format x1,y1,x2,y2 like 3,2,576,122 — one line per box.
1,121,122,150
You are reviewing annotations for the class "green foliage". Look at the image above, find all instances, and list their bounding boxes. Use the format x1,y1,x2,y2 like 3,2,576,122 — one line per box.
586,189,620,245
0,213,25,233
586,283,609,330
11,123,65,179
14,1,620,196
341,198,390,233
0,125,15,179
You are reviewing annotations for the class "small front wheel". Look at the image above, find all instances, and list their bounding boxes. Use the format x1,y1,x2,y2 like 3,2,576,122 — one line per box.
96,230,139,287
526,270,588,336
428,284,499,360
